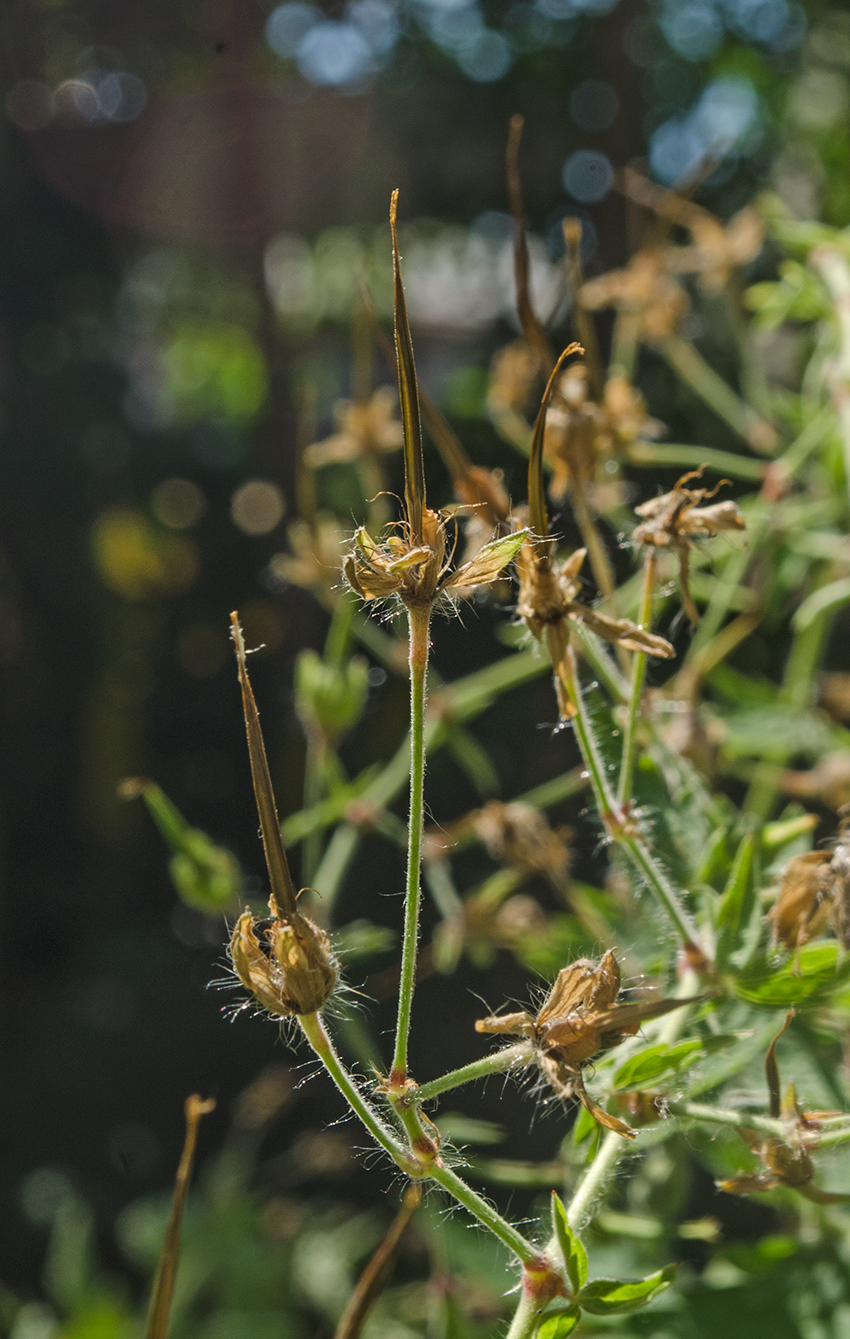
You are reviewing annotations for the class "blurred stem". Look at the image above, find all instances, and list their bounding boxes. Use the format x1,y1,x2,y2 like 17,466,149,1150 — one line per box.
302,730,326,888
610,311,640,381
558,644,700,950
660,334,778,455
617,551,656,807
744,585,832,819
392,602,432,1083
666,1100,785,1138
810,247,850,509
571,484,617,604
626,441,764,482
415,1043,534,1103
567,1128,626,1230
325,590,358,666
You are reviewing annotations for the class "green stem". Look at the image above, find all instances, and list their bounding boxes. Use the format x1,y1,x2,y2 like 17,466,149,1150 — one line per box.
810,247,850,510
660,334,779,455
392,602,432,1082
298,1012,415,1172
415,1044,534,1103
610,310,640,381
666,1100,785,1138
505,1291,544,1339
567,1129,627,1231
559,645,700,948
618,552,656,807
626,441,765,482
429,1162,542,1265
302,731,326,888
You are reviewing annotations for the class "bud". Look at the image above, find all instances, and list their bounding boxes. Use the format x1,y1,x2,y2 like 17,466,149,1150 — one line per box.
119,778,241,913
231,901,338,1018
295,649,369,742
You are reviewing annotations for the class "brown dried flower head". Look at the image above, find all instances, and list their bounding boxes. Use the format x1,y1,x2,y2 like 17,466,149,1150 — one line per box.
768,851,833,952
581,250,689,345
303,386,404,469
345,193,527,610
476,948,704,1139
632,470,745,624
720,1012,848,1203
269,513,347,601
229,613,339,1019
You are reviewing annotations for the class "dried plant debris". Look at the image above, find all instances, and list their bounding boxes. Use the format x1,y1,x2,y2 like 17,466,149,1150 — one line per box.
476,949,704,1138
632,470,745,624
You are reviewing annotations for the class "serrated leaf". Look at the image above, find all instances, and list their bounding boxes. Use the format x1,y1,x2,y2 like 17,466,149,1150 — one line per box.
447,529,528,592
551,1193,587,1293
715,829,760,969
612,1037,732,1091
536,1308,580,1338
736,943,847,1005
577,1265,677,1315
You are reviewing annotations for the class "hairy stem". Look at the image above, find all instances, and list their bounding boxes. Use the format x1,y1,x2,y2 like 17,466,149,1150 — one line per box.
567,1128,627,1231
505,1290,546,1339
415,1043,534,1103
559,644,700,949
618,551,656,807
299,1012,416,1172
392,602,432,1082
429,1162,543,1265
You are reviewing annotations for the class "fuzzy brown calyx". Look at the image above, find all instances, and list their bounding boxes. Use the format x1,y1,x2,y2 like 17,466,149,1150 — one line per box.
344,507,527,609
231,902,338,1018
476,949,706,1139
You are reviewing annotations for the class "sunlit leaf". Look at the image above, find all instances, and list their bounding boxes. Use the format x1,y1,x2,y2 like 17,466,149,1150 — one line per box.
577,1265,677,1315
735,943,846,1006
536,1307,581,1337
447,530,528,591
550,1193,587,1293
612,1036,734,1091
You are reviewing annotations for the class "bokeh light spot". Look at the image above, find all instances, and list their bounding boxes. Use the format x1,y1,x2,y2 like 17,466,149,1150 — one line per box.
562,149,614,202
151,478,207,530
91,507,199,600
266,2,320,57
231,480,286,536
457,30,513,80
296,21,376,86
569,79,619,132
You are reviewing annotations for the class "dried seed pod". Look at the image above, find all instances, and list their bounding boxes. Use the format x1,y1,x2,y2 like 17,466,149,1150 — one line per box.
476,949,705,1139
825,833,850,950
230,613,339,1018
632,470,745,625
231,905,338,1018
768,851,832,952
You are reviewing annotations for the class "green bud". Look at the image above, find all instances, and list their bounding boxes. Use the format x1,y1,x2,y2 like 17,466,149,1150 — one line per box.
120,778,242,913
294,649,370,741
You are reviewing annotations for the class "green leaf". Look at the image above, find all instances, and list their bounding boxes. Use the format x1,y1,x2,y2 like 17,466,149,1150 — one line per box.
715,829,760,969
577,1265,677,1315
571,1101,598,1147
735,943,846,1006
612,1036,733,1091
536,1308,580,1338
550,1194,587,1293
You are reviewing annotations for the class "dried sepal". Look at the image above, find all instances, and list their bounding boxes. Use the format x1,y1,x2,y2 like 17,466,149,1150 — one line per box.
768,851,832,952
581,250,689,345
475,949,705,1139
720,1011,850,1204
230,613,338,1017
230,905,338,1018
